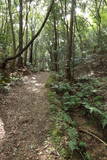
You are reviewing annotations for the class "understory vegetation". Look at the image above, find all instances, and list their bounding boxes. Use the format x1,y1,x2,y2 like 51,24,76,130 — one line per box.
0,69,23,95
47,73,107,160
0,0,107,159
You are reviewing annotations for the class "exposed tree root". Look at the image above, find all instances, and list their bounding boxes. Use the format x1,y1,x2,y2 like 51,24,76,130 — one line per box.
79,127,107,147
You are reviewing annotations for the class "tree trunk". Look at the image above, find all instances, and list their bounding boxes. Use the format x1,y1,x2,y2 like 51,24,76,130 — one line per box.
29,43,33,64
19,0,23,53
17,0,23,67
24,2,29,65
48,48,55,71
1,0,54,69
53,13,58,72
66,0,75,81
29,17,34,64
7,0,16,60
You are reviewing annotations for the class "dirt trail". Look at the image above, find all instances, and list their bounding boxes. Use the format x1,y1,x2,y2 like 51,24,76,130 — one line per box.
0,72,56,160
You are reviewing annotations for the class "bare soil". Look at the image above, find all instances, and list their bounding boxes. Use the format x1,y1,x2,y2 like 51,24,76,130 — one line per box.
0,72,60,160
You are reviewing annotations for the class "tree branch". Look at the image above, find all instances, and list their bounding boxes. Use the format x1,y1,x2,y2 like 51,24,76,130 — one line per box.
2,0,55,68
79,127,107,147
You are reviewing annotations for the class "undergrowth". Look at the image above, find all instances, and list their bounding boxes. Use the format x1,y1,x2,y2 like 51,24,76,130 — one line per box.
50,76,107,129
0,72,22,94
46,73,102,160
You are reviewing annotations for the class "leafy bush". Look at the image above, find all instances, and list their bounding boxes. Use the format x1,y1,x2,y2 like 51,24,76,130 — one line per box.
47,74,107,159
59,79,107,129
52,82,71,94
63,92,81,111
67,127,79,151
48,91,80,158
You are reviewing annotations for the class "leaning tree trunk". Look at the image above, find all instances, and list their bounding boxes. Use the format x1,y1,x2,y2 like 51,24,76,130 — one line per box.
1,0,54,69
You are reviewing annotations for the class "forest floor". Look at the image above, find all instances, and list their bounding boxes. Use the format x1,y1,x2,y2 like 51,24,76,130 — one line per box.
0,72,60,160
0,69,107,160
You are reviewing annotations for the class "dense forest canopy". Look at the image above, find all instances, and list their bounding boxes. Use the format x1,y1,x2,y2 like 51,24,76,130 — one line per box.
0,0,107,75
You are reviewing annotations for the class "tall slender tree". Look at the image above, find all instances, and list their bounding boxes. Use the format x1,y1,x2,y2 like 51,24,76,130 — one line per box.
66,0,76,81
17,0,23,67
7,0,16,57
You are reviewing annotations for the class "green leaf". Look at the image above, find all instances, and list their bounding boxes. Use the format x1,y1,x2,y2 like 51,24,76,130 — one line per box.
102,118,107,128
67,127,78,139
79,141,87,148
89,107,102,114
101,112,107,128
68,140,78,151
63,113,72,123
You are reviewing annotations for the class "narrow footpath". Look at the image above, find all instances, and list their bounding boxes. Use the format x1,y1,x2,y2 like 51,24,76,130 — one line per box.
0,72,59,160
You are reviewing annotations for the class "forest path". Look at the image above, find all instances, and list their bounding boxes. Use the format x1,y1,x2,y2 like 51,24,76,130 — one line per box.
0,72,58,160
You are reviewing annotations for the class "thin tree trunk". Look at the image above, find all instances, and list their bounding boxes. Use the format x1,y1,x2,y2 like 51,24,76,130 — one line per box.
2,0,54,69
1,6,4,33
7,0,16,57
17,0,23,67
66,0,75,81
29,42,33,64
19,0,23,53
53,13,58,72
24,2,29,65
48,48,54,71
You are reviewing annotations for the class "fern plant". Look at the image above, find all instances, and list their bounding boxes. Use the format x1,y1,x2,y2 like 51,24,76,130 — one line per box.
52,82,71,93
101,112,107,128
67,127,79,151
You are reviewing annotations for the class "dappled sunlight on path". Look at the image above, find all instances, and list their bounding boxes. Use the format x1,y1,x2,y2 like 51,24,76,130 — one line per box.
0,118,5,145
23,75,44,93
0,72,57,160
